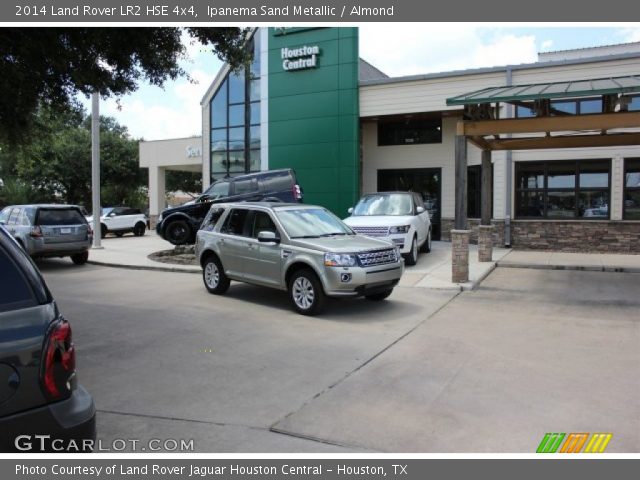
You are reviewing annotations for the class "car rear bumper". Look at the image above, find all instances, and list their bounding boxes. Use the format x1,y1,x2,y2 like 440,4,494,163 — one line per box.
29,240,90,258
0,385,96,452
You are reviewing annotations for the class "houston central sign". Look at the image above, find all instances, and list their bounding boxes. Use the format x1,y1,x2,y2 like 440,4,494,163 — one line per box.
281,45,320,71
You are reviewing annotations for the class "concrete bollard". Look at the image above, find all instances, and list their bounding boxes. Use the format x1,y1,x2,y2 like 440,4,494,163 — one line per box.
451,229,470,283
478,225,494,263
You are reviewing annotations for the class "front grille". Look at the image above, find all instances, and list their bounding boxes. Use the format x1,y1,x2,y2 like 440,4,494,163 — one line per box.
357,248,398,267
351,226,389,237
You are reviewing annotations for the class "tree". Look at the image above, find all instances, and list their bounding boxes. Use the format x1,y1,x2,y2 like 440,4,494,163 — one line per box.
166,171,203,195
0,27,250,145
2,105,145,210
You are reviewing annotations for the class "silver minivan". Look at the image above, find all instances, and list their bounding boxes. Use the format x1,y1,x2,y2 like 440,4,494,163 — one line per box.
0,204,92,264
195,202,404,315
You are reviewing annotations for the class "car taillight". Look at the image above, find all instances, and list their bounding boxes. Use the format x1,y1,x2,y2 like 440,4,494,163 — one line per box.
293,184,302,201
30,226,43,237
42,319,75,401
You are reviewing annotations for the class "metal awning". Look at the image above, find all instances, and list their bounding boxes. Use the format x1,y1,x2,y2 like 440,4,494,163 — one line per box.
446,75,640,105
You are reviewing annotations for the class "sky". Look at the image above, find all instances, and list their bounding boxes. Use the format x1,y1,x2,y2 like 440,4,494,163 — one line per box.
81,26,640,141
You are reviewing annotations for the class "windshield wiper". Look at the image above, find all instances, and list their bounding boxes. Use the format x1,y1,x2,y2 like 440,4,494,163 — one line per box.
291,235,321,239
319,232,348,237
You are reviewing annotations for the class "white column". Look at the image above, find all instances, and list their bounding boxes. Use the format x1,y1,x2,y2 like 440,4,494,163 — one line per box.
260,27,269,171
149,166,166,227
611,156,624,221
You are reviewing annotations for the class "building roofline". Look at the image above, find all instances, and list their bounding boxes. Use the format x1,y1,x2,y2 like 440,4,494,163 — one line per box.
140,136,202,144
540,40,640,56
359,51,640,87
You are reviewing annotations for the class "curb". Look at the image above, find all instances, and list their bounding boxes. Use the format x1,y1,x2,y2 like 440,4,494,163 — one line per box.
87,260,200,274
496,262,640,274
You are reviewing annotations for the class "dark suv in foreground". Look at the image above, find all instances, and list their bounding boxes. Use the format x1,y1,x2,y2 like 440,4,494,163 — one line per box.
157,169,303,245
0,226,96,452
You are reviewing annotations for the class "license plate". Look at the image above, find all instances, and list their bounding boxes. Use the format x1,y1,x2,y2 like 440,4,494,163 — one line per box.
60,228,72,234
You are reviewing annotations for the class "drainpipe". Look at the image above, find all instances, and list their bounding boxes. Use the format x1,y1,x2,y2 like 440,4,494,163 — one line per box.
504,67,513,247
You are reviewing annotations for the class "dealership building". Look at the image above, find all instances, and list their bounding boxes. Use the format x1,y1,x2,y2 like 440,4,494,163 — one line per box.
140,27,640,253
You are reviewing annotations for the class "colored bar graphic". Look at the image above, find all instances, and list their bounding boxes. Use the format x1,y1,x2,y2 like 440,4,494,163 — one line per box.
584,433,613,453
560,433,589,453
537,433,566,453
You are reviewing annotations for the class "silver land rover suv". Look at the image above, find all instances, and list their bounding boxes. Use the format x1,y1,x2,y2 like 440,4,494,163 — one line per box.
195,202,404,315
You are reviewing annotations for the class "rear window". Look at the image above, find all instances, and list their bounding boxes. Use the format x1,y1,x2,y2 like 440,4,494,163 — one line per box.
37,208,86,226
0,244,37,312
260,171,293,192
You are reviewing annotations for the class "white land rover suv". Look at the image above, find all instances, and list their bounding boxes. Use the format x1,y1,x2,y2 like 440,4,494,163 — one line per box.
343,192,432,266
87,207,148,239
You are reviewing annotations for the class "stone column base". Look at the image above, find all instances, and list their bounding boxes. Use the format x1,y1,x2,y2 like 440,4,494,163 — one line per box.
478,225,494,262
149,215,159,229
451,229,470,283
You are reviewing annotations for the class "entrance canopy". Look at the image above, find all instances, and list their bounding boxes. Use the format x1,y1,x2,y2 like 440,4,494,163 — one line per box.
446,74,640,152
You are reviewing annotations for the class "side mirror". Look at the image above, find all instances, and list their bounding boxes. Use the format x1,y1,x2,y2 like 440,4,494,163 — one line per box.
257,231,280,244
347,207,354,214
416,206,425,214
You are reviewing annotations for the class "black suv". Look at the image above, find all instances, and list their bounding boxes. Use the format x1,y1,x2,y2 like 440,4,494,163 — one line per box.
157,169,303,245
0,226,96,452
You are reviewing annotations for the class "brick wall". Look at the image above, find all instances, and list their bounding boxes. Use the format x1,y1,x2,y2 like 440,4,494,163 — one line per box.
510,220,640,253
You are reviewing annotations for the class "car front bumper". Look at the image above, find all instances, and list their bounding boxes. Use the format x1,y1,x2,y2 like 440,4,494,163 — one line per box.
322,261,404,297
0,385,96,452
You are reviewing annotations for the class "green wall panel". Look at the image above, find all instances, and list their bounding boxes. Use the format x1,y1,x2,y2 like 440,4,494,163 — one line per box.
268,27,359,216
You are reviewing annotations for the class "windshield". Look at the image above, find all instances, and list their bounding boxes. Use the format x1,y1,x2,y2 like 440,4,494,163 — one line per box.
275,208,354,239
353,194,414,216
101,207,114,216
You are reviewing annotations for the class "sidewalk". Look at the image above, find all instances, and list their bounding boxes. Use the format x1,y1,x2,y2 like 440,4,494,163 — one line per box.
86,233,510,290
497,250,640,273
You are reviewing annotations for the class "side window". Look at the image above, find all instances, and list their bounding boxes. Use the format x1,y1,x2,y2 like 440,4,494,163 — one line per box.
251,211,278,238
201,207,225,231
220,209,250,236
20,209,31,226
207,181,230,199
0,208,10,224
7,208,20,225
233,178,259,196
260,171,291,192
0,244,37,312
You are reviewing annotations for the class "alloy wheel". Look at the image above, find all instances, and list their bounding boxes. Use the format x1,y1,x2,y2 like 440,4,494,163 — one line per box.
292,276,315,310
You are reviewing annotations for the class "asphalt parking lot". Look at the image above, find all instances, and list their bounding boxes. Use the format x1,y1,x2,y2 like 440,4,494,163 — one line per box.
39,260,639,452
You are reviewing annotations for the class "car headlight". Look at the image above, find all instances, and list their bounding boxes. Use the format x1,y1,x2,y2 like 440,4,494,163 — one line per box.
390,225,410,234
158,213,163,222
324,253,357,267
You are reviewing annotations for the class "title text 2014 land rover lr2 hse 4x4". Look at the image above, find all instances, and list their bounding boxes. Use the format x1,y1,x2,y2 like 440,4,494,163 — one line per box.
195,203,405,315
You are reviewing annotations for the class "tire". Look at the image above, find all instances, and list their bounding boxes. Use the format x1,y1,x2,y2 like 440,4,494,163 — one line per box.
403,236,418,266
165,219,191,245
365,289,394,301
100,224,108,239
420,229,432,253
115,232,124,237
202,255,230,294
288,268,326,316
71,251,89,265
133,222,146,237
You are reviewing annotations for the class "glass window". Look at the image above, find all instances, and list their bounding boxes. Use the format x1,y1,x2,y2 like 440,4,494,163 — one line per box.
228,150,245,173
249,126,260,150
552,101,577,115
353,194,414,216
515,105,535,118
250,102,260,125
228,128,245,151
624,159,640,220
378,117,442,146
547,163,575,189
276,208,353,238
221,209,250,236
628,96,640,112
204,181,230,199
7,208,20,225
211,129,227,151
0,245,36,312
467,166,481,219
515,160,610,219
261,171,292,193
517,163,544,189
211,151,228,174
249,150,261,172
228,104,245,127
36,208,85,226
580,98,602,114
210,80,227,129
250,79,260,102
228,72,245,104
0,207,10,224
250,35,261,78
